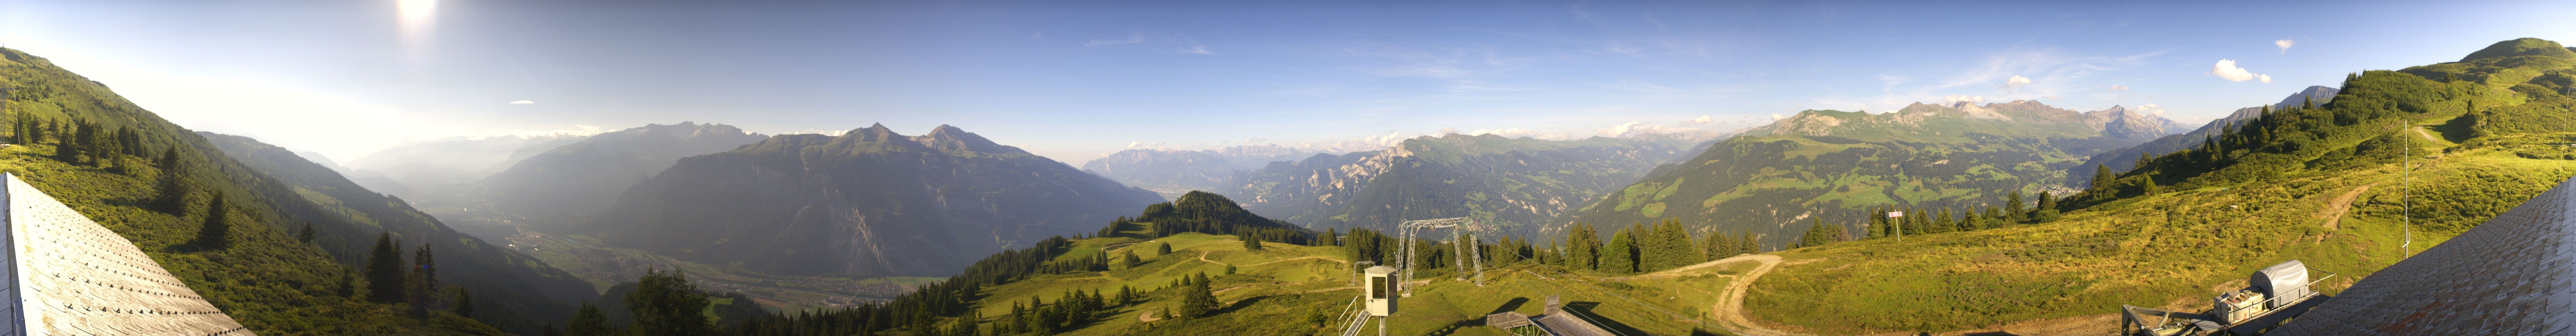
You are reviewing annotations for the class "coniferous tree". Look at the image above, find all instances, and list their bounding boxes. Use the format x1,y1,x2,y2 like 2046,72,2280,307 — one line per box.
1119,250,1139,269
410,243,439,313
337,270,359,298
1177,272,1217,318
1324,228,1340,246
1155,242,1172,256
1737,232,1759,254
1702,231,1733,261
2091,164,2116,191
1242,234,1262,250
567,303,614,336
1564,223,1602,270
2007,191,2028,222
366,233,407,303
151,148,190,214
1928,207,1954,234
627,268,714,336
297,222,317,243
196,191,231,249
453,288,474,318
1601,224,1638,274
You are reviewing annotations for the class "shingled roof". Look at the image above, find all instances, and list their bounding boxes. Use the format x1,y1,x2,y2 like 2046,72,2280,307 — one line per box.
2268,176,2576,335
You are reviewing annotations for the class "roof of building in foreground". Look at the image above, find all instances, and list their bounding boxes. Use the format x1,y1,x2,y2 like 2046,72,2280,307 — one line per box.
0,173,252,336
2268,176,2576,335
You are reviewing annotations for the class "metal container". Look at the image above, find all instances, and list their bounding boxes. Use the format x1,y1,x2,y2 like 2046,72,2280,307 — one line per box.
2250,260,2312,309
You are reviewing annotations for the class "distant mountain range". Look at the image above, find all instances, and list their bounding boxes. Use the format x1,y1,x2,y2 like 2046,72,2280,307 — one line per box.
1220,133,1705,236
1565,100,2183,247
578,124,1165,278
476,122,770,225
2068,86,2340,183
1081,145,1319,198
343,133,586,201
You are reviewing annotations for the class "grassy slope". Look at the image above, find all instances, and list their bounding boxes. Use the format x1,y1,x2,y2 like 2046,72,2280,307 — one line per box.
1570,107,2105,249
954,225,1757,336
2,48,511,335
1739,41,2576,334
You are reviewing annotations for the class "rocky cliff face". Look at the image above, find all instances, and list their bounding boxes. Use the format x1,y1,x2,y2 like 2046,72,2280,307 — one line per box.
584,124,1163,278
478,122,770,224
1222,134,1697,236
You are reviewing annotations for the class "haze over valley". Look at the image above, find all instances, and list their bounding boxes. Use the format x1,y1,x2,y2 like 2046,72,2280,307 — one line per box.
5,1,2576,335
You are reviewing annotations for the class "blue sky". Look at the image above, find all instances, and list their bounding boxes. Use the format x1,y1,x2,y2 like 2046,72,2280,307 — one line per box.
5,0,2574,164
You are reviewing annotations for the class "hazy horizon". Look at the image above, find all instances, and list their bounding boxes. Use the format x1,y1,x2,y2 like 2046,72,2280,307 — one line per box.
6,0,2573,166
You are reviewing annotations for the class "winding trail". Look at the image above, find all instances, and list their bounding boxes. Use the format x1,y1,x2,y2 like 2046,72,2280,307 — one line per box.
1701,254,1799,336
2318,184,2377,230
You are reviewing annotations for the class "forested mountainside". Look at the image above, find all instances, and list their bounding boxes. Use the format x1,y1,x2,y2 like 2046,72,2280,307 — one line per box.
1567,100,2180,249
1081,145,1317,198
474,122,769,225
1741,37,2576,334
580,124,1165,279
1223,133,1701,237
2071,85,2342,184
202,132,597,332
0,47,522,334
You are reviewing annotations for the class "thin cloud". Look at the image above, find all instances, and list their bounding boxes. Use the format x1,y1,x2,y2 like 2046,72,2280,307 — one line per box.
1083,34,1145,47
509,100,535,104
1179,45,1214,55
1684,115,1714,125
2275,39,2295,53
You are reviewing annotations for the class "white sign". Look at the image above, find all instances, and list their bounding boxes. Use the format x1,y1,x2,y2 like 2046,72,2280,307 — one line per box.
1888,211,1905,218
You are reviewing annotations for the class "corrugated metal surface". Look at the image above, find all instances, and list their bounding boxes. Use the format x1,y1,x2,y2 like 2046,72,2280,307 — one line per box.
2,174,252,336
2267,176,2576,335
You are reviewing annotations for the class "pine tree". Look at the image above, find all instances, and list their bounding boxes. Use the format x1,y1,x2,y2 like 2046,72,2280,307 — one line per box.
196,191,231,250
1324,228,1340,246
2036,192,2056,211
151,148,190,214
1120,250,1139,269
1702,231,1733,260
1156,242,1172,256
2006,191,2028,222
1737,232,1760,254
627,269,713,336
1177,272,1217,318
2092,164,2116,191
366,233,407,303
411,243,439,313
297,222,317,243
453,287,475,318
567,303,613,336
1565,223,1602,270
1242,234,1262,250
1601,224,1638,274
1929,207,1954,234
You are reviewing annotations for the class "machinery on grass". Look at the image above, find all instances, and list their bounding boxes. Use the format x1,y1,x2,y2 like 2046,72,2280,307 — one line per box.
2118,260,2337,336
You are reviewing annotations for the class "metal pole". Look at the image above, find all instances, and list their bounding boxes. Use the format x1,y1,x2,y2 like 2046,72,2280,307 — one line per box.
2402,124,2411,259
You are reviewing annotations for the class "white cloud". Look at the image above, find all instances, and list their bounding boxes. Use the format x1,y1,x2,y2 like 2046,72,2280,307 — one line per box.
1770,114,1787,120
2136,103,2167,116
2275,39,2295,53
1943,95,1986,104
509,100,534,104
1684,115,1715,125
2106,84,2129,91
2208,59,2269,82
1124,141,1168,150
1084,34,1145,47
1999,75,2031,92
1179,45,1213,55
1467,128,1571,140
